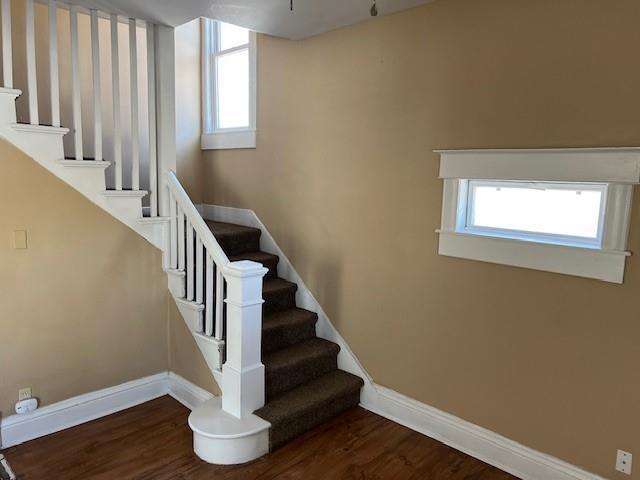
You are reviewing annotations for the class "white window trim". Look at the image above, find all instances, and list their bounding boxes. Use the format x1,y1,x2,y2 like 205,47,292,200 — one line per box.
436,148,640,284
201,18,257,150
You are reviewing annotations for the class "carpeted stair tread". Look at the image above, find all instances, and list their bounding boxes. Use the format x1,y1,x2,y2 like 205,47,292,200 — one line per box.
264,338,339,399
262,308,318,353
229,251,279,277
255,370,364,450
263,277,297,313
206,220,261,256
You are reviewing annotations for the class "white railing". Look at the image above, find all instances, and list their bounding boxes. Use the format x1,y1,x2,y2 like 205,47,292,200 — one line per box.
0,0,161,214
167,171,268,418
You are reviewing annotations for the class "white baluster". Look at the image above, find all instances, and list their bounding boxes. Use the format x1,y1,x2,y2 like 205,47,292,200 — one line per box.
90,10,102,160
2,0,12,88
48,1,60,127
111,14,122,189
129,18,139,190
70,6,82,159
214,269,224,340
25,0,38,124
205,255,214,336
146,22,157,216
177,205,185,271
196,237,204,304
155,25,176,217
222,261,268,418
169,195,177,269
186,221,194,301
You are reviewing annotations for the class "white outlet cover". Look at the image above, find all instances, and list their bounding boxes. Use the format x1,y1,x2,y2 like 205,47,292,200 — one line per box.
616,449,633,475
18,387,31,401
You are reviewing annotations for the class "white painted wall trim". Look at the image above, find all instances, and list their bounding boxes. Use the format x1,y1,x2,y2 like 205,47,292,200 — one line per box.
0,372,214,449
198,204,378,406
437,230,628,284
362,384,605,480
437,147,640,183
201,130,256,150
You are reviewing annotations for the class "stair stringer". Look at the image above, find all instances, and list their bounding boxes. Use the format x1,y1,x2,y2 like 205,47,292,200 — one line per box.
198,204,377,406
0,88,167,251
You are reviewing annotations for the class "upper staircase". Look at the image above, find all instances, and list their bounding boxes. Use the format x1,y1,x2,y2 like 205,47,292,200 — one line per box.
1,0,364,465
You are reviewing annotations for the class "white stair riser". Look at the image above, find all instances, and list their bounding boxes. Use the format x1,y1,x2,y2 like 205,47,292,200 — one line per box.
167,271,186,298
136,222,168,250
103,196,145,222
193,334,224,373
175,300,204,333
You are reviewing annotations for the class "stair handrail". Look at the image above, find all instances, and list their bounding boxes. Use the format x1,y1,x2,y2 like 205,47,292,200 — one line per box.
166,169,230,268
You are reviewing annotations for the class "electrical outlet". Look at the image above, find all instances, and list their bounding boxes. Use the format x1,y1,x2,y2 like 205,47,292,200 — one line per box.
616,449,632,475
18,387,31,401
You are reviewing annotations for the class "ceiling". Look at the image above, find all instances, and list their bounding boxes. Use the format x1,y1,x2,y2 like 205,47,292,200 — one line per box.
73,0,434,40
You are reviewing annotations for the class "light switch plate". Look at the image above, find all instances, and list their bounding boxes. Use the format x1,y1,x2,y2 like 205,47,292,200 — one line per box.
12,230,28,249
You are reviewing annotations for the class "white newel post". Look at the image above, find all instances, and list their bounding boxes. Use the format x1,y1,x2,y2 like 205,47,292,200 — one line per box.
222,261,268,419
154,24,176,218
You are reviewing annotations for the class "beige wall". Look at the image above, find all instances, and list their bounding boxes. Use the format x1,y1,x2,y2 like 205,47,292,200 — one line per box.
202,1,640,477
0,139,168,418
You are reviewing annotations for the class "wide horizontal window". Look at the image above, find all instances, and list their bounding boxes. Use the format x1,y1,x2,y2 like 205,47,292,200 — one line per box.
462,181,607,249
436,148,640,283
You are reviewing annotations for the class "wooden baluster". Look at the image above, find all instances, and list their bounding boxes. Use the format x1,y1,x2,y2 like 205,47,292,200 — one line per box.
186,221,194,301
2,0,12,88
146,22,157,216
196,237,204,304
205,255,214,336
177,205,185,271
169,195,177,269
129,18,139,189
111,14,122,189
48,1,60,127
214,269,224,340
70,6,82,159
25,0,38,124
90,10,102,160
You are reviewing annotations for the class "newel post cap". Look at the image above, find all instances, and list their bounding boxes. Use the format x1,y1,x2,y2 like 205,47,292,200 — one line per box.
223,260,268,279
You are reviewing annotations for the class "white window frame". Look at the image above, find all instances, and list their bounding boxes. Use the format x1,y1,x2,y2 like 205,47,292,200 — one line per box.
460,180,608,249
201,18,257,150
436,148,640,284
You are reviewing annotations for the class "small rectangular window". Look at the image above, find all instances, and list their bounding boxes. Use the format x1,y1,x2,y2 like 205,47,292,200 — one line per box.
436,148,640,283
461,181,607,248
202,19,256,150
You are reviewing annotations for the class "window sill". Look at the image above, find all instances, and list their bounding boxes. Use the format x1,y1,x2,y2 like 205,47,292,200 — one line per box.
437,230,629,284
201,131,256,150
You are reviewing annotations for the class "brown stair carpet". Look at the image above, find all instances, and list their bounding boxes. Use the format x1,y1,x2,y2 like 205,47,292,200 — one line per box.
206,220,364,451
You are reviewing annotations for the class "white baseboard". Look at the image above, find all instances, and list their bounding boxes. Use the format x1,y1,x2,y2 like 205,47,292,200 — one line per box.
167,372,215,410
362,384,604,480
1,372,214,449
198,204,377,405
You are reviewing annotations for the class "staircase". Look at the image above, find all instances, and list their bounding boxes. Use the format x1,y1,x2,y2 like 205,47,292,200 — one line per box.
1,0,364,465
206,221,364,450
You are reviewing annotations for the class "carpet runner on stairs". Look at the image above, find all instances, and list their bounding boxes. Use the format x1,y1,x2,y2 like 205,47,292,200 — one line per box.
206,220,364,451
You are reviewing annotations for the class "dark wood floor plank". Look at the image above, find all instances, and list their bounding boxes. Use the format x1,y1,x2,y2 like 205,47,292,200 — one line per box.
4,395,516,480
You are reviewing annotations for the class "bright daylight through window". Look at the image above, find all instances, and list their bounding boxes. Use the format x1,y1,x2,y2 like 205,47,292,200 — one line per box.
462,181,606,248
202,19,256,149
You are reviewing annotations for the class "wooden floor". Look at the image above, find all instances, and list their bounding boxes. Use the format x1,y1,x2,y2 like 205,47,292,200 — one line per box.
5,396,516,480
